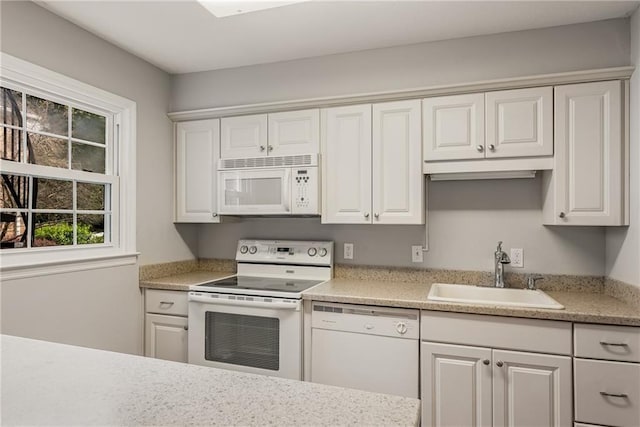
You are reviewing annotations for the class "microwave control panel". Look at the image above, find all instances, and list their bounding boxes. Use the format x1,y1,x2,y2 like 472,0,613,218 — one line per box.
292,167,319,215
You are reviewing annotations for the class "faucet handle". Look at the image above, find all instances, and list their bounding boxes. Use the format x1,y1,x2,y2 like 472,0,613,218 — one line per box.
496,241,503,252
526,275,544,290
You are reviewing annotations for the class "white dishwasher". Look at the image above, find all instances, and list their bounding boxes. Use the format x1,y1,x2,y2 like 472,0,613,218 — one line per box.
310,301,420,398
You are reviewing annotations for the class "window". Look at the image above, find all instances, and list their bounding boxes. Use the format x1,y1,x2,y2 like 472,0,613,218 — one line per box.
0,53,136,273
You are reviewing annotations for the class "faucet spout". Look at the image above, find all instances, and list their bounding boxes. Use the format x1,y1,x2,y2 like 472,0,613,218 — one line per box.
494,241,511,288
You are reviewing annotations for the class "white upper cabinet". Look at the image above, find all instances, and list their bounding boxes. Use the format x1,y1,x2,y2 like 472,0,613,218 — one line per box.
220,114,267,159
268,109,319,156
321,104,372,224
543,80,627,226
423,93,485,161
322,101,424,225
485,87,553,158
175,119,220,223
372,100,424,224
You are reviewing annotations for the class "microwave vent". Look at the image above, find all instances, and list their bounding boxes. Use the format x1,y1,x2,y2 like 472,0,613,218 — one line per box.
220,154,317,169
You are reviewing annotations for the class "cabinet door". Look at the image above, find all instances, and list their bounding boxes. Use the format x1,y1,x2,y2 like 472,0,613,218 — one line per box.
220,114,267,159
145,313,188,363
422,342,492,427
175,119,220,223
486,87,553,158
423,93,485,161
321,105,372,224
493,350,571,427
547,81,624,225
268,109,319,156
372,100,424,225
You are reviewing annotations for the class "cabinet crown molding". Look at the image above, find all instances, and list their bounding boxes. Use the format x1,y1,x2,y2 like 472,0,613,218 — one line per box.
168,66,634,122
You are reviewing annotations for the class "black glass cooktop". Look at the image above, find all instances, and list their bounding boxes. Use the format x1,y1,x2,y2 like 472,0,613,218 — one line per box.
196,276,323,293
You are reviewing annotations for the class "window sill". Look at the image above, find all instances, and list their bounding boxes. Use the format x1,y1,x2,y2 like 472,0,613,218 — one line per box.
0,251,139,281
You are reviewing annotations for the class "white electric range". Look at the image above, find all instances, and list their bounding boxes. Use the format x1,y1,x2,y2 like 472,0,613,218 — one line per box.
188,239,333,380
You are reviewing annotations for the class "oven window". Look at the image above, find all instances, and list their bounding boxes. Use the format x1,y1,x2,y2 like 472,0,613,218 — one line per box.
205,312,280,371
224,177,282,206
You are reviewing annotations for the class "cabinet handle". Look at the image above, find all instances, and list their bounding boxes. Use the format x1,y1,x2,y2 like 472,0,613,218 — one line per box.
600,391,628,399
600,341,629,347
374,213,379,220
496,361,504,367
260,145,266,151
559,212,566,219
267,145,273,152
212,213,218,218
476,145,484,152
364,213,370,219
183,326,189,331
489,144,496,151
483,359,490,365
159,301,174,307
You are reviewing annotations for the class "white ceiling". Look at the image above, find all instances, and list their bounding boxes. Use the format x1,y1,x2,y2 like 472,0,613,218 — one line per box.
38,1,640,75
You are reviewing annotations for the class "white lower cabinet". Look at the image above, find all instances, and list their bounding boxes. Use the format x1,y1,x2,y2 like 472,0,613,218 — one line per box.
421,312,572,427
422,342,571,427
145,313,188,362
144,289,188,363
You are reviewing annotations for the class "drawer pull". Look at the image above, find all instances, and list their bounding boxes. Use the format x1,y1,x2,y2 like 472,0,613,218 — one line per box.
159,301,175,306
600,341,629,347
600,391,629,399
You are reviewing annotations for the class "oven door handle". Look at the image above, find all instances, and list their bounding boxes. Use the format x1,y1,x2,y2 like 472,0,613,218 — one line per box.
189,294,301,311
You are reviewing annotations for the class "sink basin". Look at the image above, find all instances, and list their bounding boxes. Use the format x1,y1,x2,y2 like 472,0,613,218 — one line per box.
427,283,564,310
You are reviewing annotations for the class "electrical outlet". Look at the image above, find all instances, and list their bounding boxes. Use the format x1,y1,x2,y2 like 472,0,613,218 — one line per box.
411,245,424,263
344,243,354,260
510,248,524,268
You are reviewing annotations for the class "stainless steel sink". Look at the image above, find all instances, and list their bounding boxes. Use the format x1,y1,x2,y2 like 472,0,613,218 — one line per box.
427,283,564,310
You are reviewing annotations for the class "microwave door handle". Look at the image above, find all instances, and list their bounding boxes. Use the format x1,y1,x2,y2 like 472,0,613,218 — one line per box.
189,294,301,310
284,168,291,213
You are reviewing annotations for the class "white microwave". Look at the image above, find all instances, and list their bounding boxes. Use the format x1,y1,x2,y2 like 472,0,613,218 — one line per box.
218,154,319,215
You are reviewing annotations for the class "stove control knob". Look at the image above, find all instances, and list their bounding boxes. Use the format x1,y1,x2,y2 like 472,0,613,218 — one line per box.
318,248,328,257
240,245,248,254
307,248,317,257
248,246,257,254
396,322,408,335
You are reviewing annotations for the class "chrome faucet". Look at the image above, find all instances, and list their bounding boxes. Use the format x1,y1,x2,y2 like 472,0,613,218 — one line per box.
493,241,511,288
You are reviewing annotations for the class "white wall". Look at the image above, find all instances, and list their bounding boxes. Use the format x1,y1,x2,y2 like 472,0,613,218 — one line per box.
179,19,631,276
199,177,605,275
0,2,190,353
172,18,630,111
606,8,640,287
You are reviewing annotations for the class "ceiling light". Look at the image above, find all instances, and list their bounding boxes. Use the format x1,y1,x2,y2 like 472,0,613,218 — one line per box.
198,1,309,18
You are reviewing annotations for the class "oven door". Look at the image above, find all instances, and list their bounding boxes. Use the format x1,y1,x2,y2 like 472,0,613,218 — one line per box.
218,168,291,214
188,292,302,380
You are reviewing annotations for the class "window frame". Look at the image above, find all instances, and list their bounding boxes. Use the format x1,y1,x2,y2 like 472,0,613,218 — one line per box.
0,52,137,277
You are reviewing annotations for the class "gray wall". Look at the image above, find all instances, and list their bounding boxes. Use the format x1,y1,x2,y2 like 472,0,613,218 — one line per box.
0,1,194,353
606,8,640,287
172,18,630,111
179,19,632,276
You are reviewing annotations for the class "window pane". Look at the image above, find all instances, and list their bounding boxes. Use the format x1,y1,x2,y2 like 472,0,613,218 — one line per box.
77,182,105,211
72,109,105,144
33,213,73,247
28,133,68,168
1,88,23,126
72,142,105,173
1,126,23,162
1,211,28,249
77,214,104,245
1,174,29,210
33,178,72,210
26,95,68,136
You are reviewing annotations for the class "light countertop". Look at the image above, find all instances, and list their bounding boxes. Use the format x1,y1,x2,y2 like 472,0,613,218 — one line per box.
1,335,420,426
302,279,640,326
139,271,235,291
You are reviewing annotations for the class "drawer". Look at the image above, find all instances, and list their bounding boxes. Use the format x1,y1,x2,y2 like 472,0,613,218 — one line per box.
575,424,607,427
421,311,572,355
575,323,640,362
145,289,188,316
575,358,640,427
